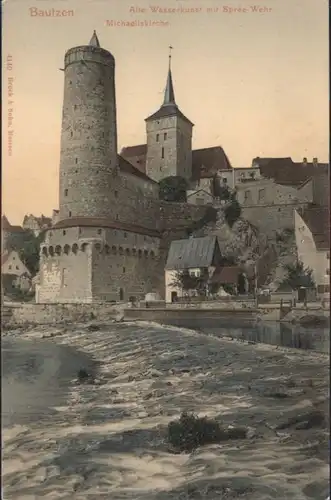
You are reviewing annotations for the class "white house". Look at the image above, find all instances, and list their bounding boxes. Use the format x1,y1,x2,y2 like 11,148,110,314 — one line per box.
1,250,31,292
294,207,330,296
164,235,223,303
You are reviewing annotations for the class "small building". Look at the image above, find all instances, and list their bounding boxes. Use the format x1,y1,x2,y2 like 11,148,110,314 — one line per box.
208,266,242,295
22,214,52,236
294,206,330,296
164,235,223,303
1,250,32,293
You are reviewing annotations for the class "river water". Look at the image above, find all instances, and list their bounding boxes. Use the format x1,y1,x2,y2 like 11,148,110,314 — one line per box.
2,321,329,499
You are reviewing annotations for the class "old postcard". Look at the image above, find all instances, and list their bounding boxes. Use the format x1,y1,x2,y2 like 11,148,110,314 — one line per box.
2,0,330,498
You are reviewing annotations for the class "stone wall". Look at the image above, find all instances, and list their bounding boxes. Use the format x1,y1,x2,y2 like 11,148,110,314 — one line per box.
146,115,193,183
158,201,208,231
2,302,121,326
242,203,308,238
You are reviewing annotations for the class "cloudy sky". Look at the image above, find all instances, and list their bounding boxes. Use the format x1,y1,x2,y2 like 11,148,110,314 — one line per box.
2,0,328,224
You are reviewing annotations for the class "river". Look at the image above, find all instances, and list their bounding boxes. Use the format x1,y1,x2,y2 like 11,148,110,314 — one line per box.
2,320,329,499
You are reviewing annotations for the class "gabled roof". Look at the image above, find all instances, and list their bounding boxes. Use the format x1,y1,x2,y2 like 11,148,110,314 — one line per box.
209,266,240,284
300,206,330,250
192,146,232,180
120,144,147,158
1,216,25,233
165,235,218,270
1,252,10,266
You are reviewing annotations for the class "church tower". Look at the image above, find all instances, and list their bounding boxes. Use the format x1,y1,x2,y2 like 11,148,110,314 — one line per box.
59,31,118,221
145,48,193,183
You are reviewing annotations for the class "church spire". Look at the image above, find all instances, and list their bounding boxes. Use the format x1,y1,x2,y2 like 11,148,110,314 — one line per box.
163,46,176,106
89,30,100,48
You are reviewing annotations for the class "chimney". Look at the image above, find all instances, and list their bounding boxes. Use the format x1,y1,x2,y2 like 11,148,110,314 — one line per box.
313,157,318,166
302,157,308,166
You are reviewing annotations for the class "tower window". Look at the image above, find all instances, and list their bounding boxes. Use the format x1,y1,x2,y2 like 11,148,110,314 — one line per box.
124,232,127,238
161,147,164,159
97,229,102,235
70,131,73,137
69,211,72,217
116,214,119,220
164,132,167,140
64,189,68,196
123,267,126,273
114,190,118,198
74,105,77,110
156,134,159,142
63,230,66,235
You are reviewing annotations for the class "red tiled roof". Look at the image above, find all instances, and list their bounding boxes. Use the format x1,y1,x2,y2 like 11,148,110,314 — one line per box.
253,157,329,186
210,266,240,284
53,217,160,238
118,155,156,183
2,215,25,233
301,207,330,250
120,145,232,181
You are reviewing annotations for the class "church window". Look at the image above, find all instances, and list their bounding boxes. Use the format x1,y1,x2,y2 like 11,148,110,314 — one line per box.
64,189,68,196
156,134,159,142
161,147,164,159
164,132,167,140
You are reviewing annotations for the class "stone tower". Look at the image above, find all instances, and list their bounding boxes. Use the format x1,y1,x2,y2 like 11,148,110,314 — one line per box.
145,49,194,183
59,31,118,221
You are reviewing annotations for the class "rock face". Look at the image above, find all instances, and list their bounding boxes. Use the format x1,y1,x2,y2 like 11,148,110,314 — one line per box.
193,207,297,289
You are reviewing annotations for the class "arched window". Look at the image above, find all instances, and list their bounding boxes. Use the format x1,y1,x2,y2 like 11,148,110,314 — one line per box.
81,243,88,252
72,243,78,254
42,247,48,256
55,245,62,255
105,244,110,254
64,244,70,255
119,247,123,255
144,250,148,258
49,246,54,257
112,245,117,255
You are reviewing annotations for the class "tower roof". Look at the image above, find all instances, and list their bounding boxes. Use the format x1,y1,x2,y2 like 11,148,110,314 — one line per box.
145,47,193,125
163,50,176,105
89,30,100,48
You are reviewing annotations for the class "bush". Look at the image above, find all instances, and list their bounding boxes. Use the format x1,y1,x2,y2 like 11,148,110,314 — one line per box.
159,176,188,202
77,368,93,383
167,412,246,453
224,198,241,228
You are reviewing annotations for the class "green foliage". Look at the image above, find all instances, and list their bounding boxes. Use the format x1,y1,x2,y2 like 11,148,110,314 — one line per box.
167,412,247,453
224,195,241,228
6,230,44,276
281,261,315,290
170,269,207,295
159,176,188,202
187,206,218,236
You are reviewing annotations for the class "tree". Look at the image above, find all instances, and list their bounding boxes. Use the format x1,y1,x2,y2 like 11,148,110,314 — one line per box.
6,230,45,276
159,176,188,202
170,269,207,296
224,194,241,228
281,261,315,290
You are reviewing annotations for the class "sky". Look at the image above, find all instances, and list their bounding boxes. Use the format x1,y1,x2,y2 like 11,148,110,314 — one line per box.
2,0,329,225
